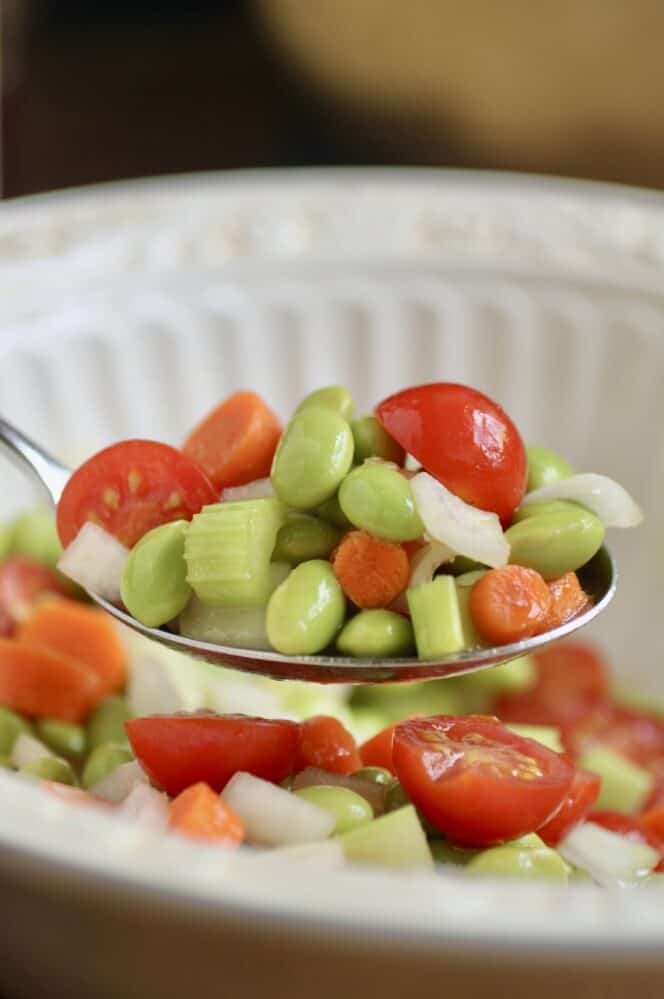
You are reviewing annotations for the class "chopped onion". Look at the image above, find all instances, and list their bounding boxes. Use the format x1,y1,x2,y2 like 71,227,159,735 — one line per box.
408,540,456,588
91,760,149,804
292,766,385,815
249,841,345,871
411,472,509,568
57,522,129,603
222,772,336,846
522,474,643,528
118,784,170,832
11,733,56,768
404,453,422,472
558,822,659,887
221,478,275,502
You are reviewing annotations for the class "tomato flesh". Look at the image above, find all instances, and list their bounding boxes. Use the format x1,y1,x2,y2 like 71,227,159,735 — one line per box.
392,715,574,846
537,769,601,845
294,715,362,775
376,383,527,523
533,642,610,701
126,714,300,796
57,440,218,548
0,556,69,636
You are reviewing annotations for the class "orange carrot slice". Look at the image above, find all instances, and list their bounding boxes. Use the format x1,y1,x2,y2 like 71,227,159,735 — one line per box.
183,391,282,491
469,565,552,646
545,572,590,630
169,781,244,845
331,530,409,609
0,640,102,722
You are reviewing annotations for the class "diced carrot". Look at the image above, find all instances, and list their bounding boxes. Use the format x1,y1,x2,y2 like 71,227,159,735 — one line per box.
183,391,282,491
544,573,591,631
169,781,244,845
331,530,409,609
18,598,127,697
469,565,552,646
0,640,102,722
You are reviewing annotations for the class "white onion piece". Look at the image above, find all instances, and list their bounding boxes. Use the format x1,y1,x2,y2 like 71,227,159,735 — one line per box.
411,472,509,568
91,761,149,804
408,540,456,588
11,733,56,768
119,784,170,832
57,522,129,603
222,772,335,846
522,474,643,528
558,822,658,887
404,453,422,472
221,478,275,502
249,841,345,871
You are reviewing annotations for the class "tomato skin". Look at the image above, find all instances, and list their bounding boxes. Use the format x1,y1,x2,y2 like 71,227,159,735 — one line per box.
0,556,69,635
537,770,602,845
392,715,574,847
57,440,218,548
375,383,527,524
360,723,399,773
587,811,663,852
639,805,664,848
125,714,300,796
533,642,610,701
294,716,362,775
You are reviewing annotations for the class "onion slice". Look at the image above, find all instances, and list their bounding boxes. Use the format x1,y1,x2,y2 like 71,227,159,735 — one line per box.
91,760,149,804
411,472,509,568
521,474,643,528
221,478,275,502
408,541,456,588
57,522,129,603
558,821,658,887
119,784,170,832
222,772,336,846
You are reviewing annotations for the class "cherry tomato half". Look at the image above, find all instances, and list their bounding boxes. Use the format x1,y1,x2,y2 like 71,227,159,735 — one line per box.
294,715,362,775
537,769,602,846
392,715,574,846
126,713,300,796
57,440,218,548
0,556,69,636
534,642,610,701
376,383,527,523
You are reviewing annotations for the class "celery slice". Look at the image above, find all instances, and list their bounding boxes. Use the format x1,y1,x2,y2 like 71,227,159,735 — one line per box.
507,724,563,754
407,576,465,658
580,745,654,814
184,500,285,607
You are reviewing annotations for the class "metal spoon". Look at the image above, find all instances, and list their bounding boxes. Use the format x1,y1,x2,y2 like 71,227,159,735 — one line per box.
0,417,616,684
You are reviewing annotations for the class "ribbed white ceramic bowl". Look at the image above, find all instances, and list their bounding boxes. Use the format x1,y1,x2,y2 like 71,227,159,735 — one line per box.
1,170,663,999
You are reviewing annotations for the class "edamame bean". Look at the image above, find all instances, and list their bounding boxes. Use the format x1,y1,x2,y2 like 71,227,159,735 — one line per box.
511,499,581,524
9,506,63,569
81,744,133,790
455,570,487,588
266,560,346,655
526,445,573,492
20,756,77,786
351,417,405,465
87,696,132,751
466,844,568,881
295,386,355,421
430,840,480,867
385,779,439,836
447,555,487,577
316,493,352,528
351,766,394,787
273,514,341,564
339,463,424,541
505,508,604,580
271,408,354,509
35,720,86,761
294,785,373,834
0,707,32,755
336,609,415,657
121,520,191,628
0,525,12,562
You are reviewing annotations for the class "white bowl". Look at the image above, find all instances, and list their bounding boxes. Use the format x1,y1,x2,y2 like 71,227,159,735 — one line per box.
1,169,664,998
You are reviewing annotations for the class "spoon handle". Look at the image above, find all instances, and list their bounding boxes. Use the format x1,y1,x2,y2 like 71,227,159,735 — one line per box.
0,417,71,507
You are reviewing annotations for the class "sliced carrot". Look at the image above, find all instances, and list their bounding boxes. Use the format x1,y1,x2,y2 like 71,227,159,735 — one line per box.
183,391,282,491
169,781,244,845
17,598,127,697
469,565,552,646
0,640,102,722
331,530,409,609
544,572,591,631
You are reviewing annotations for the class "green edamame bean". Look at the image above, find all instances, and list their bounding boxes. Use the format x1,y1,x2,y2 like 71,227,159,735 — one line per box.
351,766,394,787
296,386,355,421
294,785,373,834
266,559,346,655
81,744,133,790
511,499,581,524
447,555,487,577
271,408,354,509
351,416,405,465
385,779,439,836
316,493,352,529
35,720,86,761
0,707,32,755
506,509,604,580
430,840,480,867
336,610,415,657
121,520,191,628
338,464,424,541
526,445,573,493
9,506,62,569
455,570,487,588
466,844,568,881
87,696,132,751
20,756,77,786
273,514,341,564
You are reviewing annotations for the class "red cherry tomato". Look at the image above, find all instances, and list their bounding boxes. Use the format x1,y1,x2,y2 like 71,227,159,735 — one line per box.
0,556,68,636
375,383,527,523
587,811,663,853
537,770,602,845
534,642,610,701
57,440,218,548
359,722,400,774
126,714,300,796
639,805,664,848
294,716,362,776
392,715,574,846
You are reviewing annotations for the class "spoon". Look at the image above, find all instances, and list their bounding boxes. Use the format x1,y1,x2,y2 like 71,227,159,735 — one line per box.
0,417,616,684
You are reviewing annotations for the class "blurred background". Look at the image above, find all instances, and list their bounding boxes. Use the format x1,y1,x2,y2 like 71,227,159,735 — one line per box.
4,0,664,197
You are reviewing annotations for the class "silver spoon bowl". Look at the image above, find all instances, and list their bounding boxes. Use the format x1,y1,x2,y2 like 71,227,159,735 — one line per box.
0,417,617,684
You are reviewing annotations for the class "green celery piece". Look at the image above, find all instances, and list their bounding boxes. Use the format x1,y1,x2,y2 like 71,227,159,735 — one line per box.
407,576,465,658
507,724,563,754
184,500,285,607
580,745,654,814
455,580,483,650
337,805,434,870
